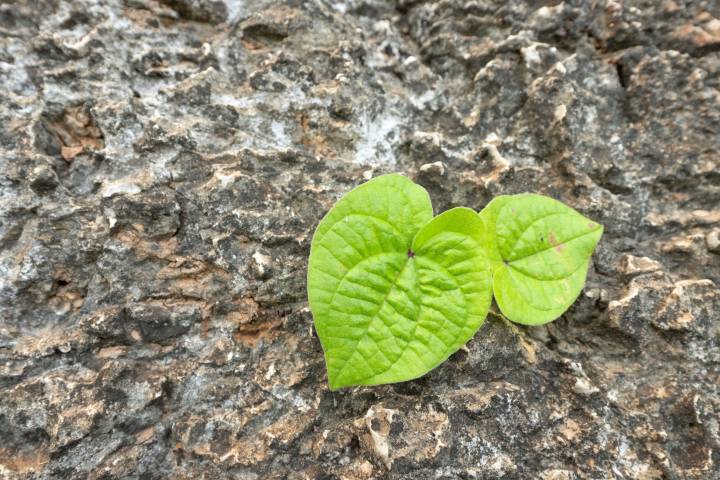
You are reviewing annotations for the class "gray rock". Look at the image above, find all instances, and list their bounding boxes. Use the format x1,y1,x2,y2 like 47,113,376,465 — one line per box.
1,0,719,478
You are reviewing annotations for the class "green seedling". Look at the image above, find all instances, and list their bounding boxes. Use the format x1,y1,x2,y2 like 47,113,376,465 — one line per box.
478,194,603,325
307,174,602,389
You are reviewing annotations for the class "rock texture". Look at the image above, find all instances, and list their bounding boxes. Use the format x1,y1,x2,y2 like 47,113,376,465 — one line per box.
1,0,719,478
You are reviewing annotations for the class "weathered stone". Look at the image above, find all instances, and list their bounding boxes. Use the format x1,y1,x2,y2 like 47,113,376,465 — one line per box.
111,187,181,240
1,0,720,478
619,254,663,278
652,279,720,335
125,302,200,343
707,228,720,253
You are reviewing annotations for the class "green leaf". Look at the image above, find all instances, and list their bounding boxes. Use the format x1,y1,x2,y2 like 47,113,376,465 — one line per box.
479,194,603,325
308,175,492,389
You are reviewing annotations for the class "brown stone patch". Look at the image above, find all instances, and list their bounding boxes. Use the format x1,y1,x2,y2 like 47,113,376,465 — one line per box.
45,105,104,161
231,298,283,347
0,448,50,473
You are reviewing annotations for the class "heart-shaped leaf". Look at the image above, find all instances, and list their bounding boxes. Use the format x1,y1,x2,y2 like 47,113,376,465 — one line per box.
308,174,492,389
479,194,603,325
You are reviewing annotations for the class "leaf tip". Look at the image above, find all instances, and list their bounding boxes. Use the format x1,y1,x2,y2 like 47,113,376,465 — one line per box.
327,376,340,391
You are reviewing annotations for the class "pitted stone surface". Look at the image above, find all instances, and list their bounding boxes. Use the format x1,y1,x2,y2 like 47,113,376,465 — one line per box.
1,0,719,478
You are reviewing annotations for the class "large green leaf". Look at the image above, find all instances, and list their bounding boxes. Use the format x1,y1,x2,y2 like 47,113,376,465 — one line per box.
479,194,603,325
308,175,492,389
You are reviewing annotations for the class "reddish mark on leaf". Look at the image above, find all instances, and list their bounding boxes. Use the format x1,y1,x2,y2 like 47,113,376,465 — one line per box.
407,249,415,258
548,231,565,252
548,232,558,246
587,222,596,229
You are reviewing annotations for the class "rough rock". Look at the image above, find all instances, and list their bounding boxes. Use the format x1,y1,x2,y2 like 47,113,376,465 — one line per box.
1,0,719,478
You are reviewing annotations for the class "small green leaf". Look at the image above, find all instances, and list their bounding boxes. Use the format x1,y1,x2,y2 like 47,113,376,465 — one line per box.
308,175,492,389
479,194,603,325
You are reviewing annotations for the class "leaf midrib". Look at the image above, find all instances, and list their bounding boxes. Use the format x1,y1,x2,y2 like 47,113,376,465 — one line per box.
330,254,414,386
504,216,600,263
342,234,483,387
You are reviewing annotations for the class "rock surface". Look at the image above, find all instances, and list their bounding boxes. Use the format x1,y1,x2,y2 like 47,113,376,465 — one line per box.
1,0,719,478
